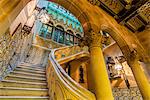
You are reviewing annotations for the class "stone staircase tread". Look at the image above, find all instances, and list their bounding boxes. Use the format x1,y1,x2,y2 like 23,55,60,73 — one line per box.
7,75,46,80
16,66,46,71
18,65,46,68
0,87,48,91
12,71,46,77
17,66,45,71
18,64,46,68
12,70,45,76
1,80,47,85
0,96,49,98
15,68,46,73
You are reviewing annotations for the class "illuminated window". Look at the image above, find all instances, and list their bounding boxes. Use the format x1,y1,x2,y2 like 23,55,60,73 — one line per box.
39,24,47,37
46,25,53,39
39,24,53,39
65,30,74,45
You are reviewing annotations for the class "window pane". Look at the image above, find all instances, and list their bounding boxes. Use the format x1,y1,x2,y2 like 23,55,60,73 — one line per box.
74,37,78,44
58,31,64,44
70,35,74,44
65,33,70,45
48,26,53,33
40,24,48,37
53,28,59,42
46,26,53,39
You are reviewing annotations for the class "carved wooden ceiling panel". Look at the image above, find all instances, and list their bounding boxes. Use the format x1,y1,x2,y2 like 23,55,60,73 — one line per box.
88,0,149,33
138,1,150,23
100,0,124,14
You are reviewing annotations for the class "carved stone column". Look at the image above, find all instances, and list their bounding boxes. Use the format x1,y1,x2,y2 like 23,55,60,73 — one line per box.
127,50,150,99
84,30,114,100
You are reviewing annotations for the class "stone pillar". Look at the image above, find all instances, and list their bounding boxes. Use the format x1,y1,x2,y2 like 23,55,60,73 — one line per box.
127,51,150,99
87,30,114,100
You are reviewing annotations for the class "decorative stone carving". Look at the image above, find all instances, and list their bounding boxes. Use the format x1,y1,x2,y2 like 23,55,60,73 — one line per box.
138,1,150,23
79,29,109,49
127,50,140,65
87,0,100,6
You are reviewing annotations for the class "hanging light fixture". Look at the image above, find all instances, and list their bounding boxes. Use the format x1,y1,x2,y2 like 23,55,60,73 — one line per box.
36,7,50,24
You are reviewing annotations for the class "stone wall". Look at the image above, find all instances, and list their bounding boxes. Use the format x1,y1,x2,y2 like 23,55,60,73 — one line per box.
0,24,33,80
25,45,50,67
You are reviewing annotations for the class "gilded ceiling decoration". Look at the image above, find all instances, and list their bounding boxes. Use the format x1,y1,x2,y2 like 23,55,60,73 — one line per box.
88,0,149,33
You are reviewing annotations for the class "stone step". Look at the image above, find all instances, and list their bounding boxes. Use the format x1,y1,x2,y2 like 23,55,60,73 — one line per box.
0,80,47,89
17,66,46,71
14,68,46,74
19,63,44,67
1,80,47,85
12,69,46,76
0,96,49,100
18,64,46,69
5,75,46,83
0,87,48,96
19,63,45,69
11,71,46,78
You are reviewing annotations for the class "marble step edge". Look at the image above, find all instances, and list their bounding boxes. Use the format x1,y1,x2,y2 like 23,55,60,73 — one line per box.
11,71,46,77
0,87,48,91
1,80,47,85
0,96,49,98
7,75,46,81
14,68,46,74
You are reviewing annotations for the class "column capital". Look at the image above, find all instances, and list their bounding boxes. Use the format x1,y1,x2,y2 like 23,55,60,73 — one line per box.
79,29,105,48
127,50,140,65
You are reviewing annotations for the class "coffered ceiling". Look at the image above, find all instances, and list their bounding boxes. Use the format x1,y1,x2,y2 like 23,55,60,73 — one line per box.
88,0,150,33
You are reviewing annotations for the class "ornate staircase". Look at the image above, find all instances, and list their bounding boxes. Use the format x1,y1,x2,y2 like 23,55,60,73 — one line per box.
0,63,49,100
0,46,96,100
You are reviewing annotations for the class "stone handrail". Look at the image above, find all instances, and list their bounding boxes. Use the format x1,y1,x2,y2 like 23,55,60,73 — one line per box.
47,46,96,100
